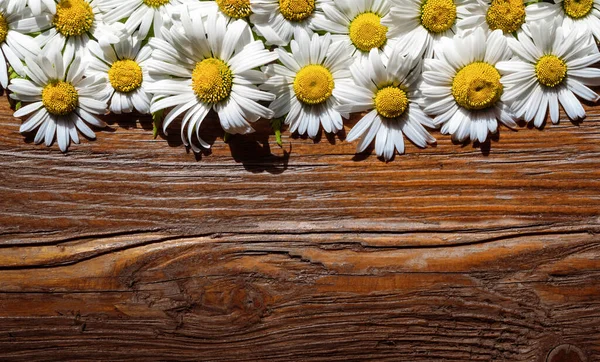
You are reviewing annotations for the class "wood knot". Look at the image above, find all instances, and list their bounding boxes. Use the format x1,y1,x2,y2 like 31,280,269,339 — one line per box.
546,344,586,362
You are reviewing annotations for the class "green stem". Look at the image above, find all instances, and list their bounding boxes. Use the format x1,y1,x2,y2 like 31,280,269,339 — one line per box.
152,109,164,139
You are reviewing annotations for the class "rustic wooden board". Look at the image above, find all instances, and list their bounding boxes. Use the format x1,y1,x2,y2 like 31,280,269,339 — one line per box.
0,96,599,361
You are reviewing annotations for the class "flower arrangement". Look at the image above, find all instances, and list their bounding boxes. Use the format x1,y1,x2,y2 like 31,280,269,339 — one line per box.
6,0,600,160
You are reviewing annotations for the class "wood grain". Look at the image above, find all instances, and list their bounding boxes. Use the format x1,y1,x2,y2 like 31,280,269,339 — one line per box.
0,97,599,361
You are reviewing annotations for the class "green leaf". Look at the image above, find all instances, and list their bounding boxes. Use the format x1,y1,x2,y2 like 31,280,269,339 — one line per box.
152,109,164,139
15,101,21,111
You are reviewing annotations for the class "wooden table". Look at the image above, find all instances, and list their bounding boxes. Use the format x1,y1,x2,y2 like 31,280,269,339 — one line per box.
0,97,599,361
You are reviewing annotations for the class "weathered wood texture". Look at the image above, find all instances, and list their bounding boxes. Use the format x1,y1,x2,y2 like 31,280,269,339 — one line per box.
0,97,599,362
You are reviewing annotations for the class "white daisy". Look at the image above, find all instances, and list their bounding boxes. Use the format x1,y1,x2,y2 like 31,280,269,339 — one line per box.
251,0,332,46
383,0,468,59
525,0,600,42
100,0,192,39
8,0,56,15
146,11,278,152
421,29,517,143
311,0,395,64
87,34,153,114
457,0,527,37
184,0,254,21
336,48,435,161
9,49,110,152
36,0,124,62
497,20,600,127
0,2,51,88
260,30,355,138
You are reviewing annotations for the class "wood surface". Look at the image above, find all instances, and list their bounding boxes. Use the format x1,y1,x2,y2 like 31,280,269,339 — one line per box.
0,95,599,362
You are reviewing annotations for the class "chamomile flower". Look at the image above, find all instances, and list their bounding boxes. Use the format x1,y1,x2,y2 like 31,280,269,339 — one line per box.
185,0,254,21
100,0,192,39
336,48,435,161
311,0,395,64
146,12,278,152
383,0,467,59
0,2,51,88
251,0,332,46
87,34,153,114
421,29,517,143
9,49,110,152
526,0,600,42
261,30,355,138
36,0,124,62
497,21,600,127
457,0,527,37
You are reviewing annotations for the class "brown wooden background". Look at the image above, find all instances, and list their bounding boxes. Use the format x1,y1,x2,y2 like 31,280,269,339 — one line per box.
0,96,599,361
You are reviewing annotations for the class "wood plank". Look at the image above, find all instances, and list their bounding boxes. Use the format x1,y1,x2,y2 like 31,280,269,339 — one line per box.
0,97,599,361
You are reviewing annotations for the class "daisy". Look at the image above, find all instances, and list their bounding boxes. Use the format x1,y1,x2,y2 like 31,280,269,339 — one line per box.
36,0,124,62
0,2,51,88
311,0,395,64
260,30,355,138
87,34,153,114
9,49,110,152
336,48,435,161
421,29,517,143
146,11,278,152
100,0,192,39
7,0,55,15
383,0,468,59
525,0,600,42
251,0,332,46
457,0,527,37
184,0,254,21
497,20,600,127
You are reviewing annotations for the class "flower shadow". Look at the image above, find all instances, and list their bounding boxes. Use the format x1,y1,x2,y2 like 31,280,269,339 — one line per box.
227,120,290,174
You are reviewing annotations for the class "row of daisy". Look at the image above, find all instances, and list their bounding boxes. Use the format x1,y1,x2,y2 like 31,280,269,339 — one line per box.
4,0,600,158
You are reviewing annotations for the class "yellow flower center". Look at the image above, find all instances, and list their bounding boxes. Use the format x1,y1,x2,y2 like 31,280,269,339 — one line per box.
486,0,525,33
192,58,233,104
535,55,567,88
348,12,388,52
42,81,79,116
108,59,143,93
143,0,170,7
451,62,503,110
294,64,334,105
374,86,409,119
53,0,95,37
0,13,8,44
279,0,315,22
563,0,594,18
420,0,456,33
216,0,252,18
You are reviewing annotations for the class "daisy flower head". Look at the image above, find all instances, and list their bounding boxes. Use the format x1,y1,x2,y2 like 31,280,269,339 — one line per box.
260,30,355,138
184,0,254,21
311,0,395,64
146,11,278,152
0,2,51,88
100,0,192,39
87,33,153,114
383,0,467,59
9,49,110,152
250,0,332,46
36,0,124,61
336,48,435,161
421,28,517,144
457,0,527,37
497,20,600,128
526,0,600,42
